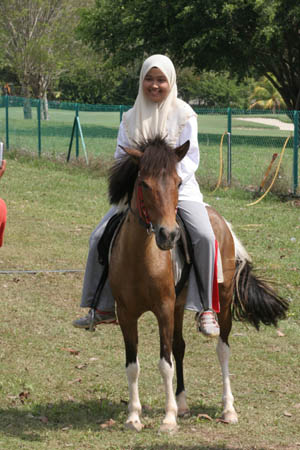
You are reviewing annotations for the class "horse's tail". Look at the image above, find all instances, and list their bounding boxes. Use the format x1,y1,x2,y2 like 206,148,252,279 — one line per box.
227,222,289,330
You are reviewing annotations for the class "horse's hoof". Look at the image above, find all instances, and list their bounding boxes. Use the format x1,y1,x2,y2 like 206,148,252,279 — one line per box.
178,407,190,418
221,411,238,424
125,421,144,432
176,391,189,418
159,422,178,433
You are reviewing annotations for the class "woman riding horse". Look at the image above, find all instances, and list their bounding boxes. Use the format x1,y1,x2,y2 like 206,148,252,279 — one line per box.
73,54,220,336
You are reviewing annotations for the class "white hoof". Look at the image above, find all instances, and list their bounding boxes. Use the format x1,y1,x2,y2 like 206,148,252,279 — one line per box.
221,410,238,424
125,420,144,432
159,422,178,433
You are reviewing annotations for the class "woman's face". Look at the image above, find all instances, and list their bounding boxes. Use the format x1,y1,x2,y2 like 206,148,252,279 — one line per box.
142,67,170,103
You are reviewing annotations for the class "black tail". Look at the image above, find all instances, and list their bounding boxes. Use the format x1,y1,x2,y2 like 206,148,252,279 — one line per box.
232,259,289,330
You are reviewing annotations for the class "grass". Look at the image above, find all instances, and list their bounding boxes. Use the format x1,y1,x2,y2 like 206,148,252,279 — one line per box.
0,151,299,449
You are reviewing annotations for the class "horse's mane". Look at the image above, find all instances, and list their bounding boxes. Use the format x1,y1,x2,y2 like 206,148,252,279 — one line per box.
108,135,177,205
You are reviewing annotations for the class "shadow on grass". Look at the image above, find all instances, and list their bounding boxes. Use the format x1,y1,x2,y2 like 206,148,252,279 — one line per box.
0,399,269,450
0,399,125,442
1,398,218,432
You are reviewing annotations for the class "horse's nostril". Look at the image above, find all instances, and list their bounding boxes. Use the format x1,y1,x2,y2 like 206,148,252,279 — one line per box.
159,226,179,243
159,227,168,241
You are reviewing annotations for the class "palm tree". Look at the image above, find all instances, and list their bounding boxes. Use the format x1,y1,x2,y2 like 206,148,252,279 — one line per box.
249,76,286,111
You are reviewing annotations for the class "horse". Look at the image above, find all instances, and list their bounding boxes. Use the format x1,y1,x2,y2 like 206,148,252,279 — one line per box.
108,136,288,432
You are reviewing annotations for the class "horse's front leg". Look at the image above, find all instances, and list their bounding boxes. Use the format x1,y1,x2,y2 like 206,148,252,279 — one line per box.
118,309,143,431
157,303,178,433
173,293,189,417
217,296,238,424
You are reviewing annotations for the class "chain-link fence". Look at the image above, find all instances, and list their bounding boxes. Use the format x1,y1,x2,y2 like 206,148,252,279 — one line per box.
0,95,299,195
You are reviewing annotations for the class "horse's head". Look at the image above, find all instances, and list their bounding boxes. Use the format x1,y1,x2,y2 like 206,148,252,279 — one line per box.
121,137,190,250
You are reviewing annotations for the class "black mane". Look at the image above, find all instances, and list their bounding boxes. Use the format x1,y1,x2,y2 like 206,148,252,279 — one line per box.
108,136,176,205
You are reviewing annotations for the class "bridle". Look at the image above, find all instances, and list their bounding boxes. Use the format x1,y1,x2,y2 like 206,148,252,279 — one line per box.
129,176,178,236
129,181,155,235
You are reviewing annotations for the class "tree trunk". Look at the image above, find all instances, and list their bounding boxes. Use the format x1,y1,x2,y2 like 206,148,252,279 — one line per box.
22,85,32,120
41,91,49,120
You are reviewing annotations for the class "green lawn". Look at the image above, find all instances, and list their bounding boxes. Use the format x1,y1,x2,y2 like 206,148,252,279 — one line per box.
0,153,299,449
0,105,297,196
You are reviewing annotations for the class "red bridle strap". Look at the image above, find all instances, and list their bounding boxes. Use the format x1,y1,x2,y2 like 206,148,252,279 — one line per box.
137,184,152,227
131,180,178,235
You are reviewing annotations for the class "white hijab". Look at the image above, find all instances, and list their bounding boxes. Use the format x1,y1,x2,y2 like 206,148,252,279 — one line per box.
123,54,196,146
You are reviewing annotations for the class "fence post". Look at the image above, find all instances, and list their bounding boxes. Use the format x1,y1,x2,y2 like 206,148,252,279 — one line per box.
227,107,232,185
37,99,41,157
293,110,299,195
75,104,79,158
5,95,9,150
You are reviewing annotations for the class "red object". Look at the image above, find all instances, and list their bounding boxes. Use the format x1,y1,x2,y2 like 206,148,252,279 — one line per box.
0,198,7,247
212,239,220,313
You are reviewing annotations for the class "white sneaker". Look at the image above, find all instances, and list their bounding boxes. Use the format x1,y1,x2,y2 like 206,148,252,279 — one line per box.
197,310,220,337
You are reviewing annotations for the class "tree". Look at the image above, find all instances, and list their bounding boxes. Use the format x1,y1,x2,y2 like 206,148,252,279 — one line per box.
178,68,254,108
0,0,82,118
58,55,139,104
78,0,300,110
249,76,286,111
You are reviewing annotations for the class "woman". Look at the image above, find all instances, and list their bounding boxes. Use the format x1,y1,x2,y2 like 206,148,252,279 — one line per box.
73,54,220,337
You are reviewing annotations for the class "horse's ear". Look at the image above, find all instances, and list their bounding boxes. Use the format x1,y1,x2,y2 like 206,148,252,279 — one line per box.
174,140,190,162
119,145,142,164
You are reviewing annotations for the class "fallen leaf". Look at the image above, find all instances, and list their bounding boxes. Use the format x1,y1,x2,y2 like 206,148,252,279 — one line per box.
294,403,300,409
216,418,230,424
100,418,116,428
197,413,213,421
75,363,88,370
68,378,82,384
19,391,30,403
61,348,80,355
276,329,285,337
283,411,292,417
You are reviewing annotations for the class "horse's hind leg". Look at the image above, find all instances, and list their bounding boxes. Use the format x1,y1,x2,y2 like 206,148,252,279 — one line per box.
217,286,238,424
173,293,189,417
118,310,143,431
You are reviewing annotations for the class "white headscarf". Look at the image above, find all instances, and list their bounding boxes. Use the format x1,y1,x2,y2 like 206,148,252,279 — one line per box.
123,54,196,146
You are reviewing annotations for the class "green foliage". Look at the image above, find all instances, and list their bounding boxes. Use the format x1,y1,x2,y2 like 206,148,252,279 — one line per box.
58,57,139,105
178,68,254,108
0,0,83,100
78,0,300,109
249,76,286,111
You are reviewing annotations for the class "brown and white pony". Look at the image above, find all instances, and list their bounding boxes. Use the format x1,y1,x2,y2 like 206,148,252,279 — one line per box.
108,136,288,432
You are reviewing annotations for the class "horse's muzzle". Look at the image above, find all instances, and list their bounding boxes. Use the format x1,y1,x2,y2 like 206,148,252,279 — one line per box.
156,225,180,250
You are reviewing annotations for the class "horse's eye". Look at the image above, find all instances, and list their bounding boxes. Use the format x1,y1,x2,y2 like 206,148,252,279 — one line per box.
178,180,182,188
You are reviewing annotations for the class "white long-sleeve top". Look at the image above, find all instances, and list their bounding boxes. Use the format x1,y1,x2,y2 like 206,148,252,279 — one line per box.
114,115,203,204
